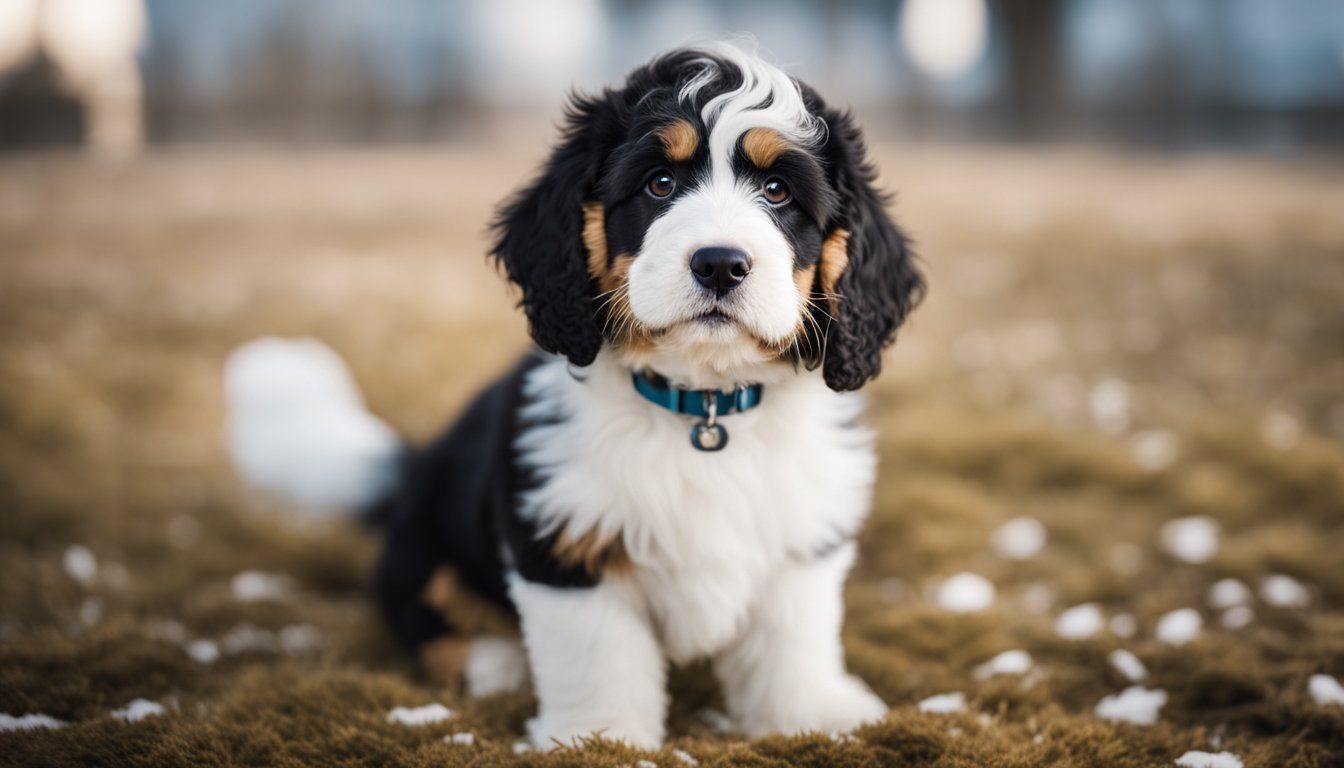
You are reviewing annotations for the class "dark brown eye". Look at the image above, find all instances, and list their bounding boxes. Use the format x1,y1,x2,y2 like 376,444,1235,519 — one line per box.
763,178,790,205
647,171,676,199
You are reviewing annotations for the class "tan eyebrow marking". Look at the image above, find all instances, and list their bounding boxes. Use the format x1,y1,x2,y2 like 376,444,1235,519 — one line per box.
657,119,699,162
742,127,792,168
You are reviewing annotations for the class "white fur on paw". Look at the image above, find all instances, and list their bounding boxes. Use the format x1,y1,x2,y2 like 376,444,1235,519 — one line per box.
526,714,663,750
741,676,886,737
464,636,530,697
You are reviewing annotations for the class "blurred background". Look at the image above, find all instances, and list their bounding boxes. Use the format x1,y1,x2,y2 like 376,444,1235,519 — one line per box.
3,0,1344,153
2,2,1342,765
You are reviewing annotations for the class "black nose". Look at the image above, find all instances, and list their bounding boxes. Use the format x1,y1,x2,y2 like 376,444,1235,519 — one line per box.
689,246,752,295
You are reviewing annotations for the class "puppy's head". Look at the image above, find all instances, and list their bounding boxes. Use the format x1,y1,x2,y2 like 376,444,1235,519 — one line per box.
492,41,924,390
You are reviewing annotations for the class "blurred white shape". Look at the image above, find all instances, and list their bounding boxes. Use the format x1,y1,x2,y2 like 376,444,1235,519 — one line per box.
1175,751,1243,768
78,597,102,626
278,624,323,655
1095,686,1167,725
221,623,278,655
0,713,66,731
1090,379,1131,434
469,0,605,104
1056,603,1105,640
1109,612,1137,639
63,544,98,585
935,572,995,612
974,649,1032,680
186,639,220,664
1260,410,1302,450
512,741,532,755
387,703,454,726
1130,430,1181,470
1260,574,1310,607
226,338,401,515
111,699,164,723
0,0,38,73
1220,606,1254,630
917,692,967,714
1207,579,1252,610
899,0,988,80
1160,517,1219,564
231,570,294,603
37,0,146,157
991,517,1046,561
1156,608,1202,646
1308,674,1344,706
673,749,699,766
1109,649,1148,683
445,732,474,746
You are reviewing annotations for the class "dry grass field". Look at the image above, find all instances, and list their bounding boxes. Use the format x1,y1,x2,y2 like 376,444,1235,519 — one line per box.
1,143,1343,766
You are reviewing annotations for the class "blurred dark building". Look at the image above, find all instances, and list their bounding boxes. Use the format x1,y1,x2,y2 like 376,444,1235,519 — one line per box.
2,0,1342,151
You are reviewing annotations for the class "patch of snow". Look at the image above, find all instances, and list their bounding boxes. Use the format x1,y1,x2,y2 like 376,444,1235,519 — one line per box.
1130,430,1180,470
1056,603,1105,640
1156,608,1202,646
1308,674,1344,706
0,713,67,731
673,749,699,766
1175,750,1243,768
186,639,220,664
1260,410,1301,450
917,692,966,714
1022,583,1055,614
974,650,1032,680
387,703,454,726
635,761,657,768
1260,574,1310,607
112,699,164,723
512,740,532,754
1220,606,1254,630
1090,378,1131,434
1109,613,1137,638
991,517,1046,560
698,708,735,732
1108,649,1148,683
231,570,294,602
63,545,97,585
1160,517,1219,564
445,732,474,746
935,572,995,613
1207,579,1251,610
278,624,323,655
1094,686,1167,725
221,623,278,655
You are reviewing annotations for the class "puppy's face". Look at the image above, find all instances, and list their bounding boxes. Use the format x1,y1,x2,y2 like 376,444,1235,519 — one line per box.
494,44,924,390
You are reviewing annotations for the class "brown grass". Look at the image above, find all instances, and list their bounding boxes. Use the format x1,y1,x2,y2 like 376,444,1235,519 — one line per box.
1,144,1342,766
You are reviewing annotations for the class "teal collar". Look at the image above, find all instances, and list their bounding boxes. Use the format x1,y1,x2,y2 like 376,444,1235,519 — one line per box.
631,370,763,452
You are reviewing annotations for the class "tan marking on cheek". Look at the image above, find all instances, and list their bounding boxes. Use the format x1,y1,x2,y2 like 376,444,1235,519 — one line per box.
820,229,851,313
742,127,792,168
553,526,633,578
598,252,657,354
582,202,607,281
421,565,519,637
794,263,817,298
658,119,699,162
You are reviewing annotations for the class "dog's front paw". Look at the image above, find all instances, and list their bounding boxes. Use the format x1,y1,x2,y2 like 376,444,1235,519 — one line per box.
526,714,664,751
737,675,887,738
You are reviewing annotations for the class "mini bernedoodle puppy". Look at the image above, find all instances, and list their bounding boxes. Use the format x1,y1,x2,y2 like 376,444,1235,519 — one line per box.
226,41,924,749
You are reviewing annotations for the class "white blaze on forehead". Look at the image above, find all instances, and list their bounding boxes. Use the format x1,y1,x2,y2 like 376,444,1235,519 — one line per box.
676,41,824,183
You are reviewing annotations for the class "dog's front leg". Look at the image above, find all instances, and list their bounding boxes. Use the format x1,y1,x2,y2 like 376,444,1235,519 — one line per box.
714,544,887,737
510,576,667,749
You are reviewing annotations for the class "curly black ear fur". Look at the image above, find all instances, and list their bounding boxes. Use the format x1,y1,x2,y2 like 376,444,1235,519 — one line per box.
490,92,624,367
815,106,926,392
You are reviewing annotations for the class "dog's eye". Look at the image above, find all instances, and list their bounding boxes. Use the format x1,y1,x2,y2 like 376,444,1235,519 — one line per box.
647,171,676,199
763,178,791,206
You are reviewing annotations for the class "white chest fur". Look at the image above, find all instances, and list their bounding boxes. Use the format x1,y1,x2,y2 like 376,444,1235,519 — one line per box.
516,354,876,661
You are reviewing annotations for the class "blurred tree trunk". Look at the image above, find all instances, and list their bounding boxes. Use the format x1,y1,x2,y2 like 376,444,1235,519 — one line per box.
996,0,1064,141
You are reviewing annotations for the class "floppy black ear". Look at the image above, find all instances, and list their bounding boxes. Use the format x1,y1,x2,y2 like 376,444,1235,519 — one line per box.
490,92,623,367
816,107,926,392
